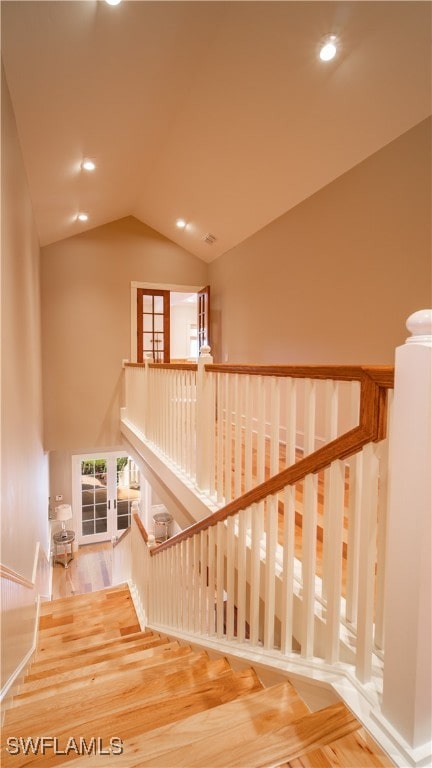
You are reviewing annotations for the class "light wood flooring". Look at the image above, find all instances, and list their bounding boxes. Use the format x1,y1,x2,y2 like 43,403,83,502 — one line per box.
51,542,112,600
3,585,394,768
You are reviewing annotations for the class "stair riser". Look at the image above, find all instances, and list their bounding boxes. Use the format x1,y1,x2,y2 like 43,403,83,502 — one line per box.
20,642,181,691
32,631,154,666
27,638,171,679
10,648,204,708
7,658,232,731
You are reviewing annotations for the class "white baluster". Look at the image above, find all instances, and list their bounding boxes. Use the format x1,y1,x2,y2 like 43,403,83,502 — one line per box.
216,373,224,503
237,511,247,643
250,502,263,646
356,442,379,683
345,455,362,626
303,378,316,455
374,397,391,652
234,375,242,498
256,376,266,485
200,530,208,635
324,459,345,664
196,344,214,492
166,548,172,626
208,525,216,635
193,534,200,633
179,541,185,630
281,485,296,654
322,379,339,602
226,516,235,640
187,537,194,632
224,373,233,503
270,377,280,476
301,473,318,659
216,521,225,638
264,495,277,650
244,376,253,491
285,377,297,465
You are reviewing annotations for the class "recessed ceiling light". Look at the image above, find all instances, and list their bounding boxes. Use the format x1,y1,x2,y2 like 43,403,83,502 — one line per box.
105,0,122,5
319,36,338,62
77,213,89,222
81,159,96,172
176,218,187,229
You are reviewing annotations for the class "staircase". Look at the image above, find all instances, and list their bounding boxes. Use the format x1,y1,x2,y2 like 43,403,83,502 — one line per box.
1,585,394,767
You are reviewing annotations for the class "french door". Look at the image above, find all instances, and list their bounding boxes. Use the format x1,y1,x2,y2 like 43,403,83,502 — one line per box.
73,452,141,545
134,285,210,363
137,289,170,363
197,285,210,350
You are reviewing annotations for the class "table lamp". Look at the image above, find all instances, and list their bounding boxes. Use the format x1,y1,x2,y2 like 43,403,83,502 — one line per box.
55,504,72,539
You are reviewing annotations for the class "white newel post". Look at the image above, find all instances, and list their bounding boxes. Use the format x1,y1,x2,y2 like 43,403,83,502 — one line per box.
380,310,431,756
196,345,214,492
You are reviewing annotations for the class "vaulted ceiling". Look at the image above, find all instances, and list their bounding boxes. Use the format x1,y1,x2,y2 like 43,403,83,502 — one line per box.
1,1,430,262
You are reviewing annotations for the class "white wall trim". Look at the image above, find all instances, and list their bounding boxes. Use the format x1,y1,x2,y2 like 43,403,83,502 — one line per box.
0,541,48,703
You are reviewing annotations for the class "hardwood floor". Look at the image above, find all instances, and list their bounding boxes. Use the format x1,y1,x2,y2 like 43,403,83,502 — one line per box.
3,586,394,768
51,542,112,599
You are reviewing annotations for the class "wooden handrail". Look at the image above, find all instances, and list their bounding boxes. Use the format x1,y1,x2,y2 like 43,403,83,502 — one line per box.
151,367,394,556
112,527,131,548
204,364,394,388
133,513,149,543
0,563,34,589
124,361,394,388
125,362,198,371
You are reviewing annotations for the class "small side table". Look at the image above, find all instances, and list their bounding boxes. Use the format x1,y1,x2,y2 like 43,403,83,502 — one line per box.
53,530,75,569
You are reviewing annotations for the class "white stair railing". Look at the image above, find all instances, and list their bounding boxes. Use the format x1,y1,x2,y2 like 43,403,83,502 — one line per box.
117,310,431,766
122,357,377,510
140,438,389,673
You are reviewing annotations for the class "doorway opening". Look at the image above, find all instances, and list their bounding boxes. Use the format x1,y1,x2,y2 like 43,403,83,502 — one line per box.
131,282,209,363
72,451,141,545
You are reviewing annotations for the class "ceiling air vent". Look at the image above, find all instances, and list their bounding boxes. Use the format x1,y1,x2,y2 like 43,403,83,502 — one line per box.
202,233,216,245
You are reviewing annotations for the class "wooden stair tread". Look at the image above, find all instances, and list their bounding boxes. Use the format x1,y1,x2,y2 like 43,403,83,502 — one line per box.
2,669,263,768
26,634,171,679
37,608,139,637
10,645,200,706
38,584,129,613
18,640,182,692
279,748,335,767
57,681,316,768
36,621,141,646
5,651,218,728
131,699,359,768
32,629,154,665
6,585,391,768
40,592,135,615
5,657,233,732
35,624,142,654
320,728,395,767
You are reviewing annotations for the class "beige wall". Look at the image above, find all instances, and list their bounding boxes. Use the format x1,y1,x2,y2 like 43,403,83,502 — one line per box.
1,65,50,579
41,218,208,503
209,118,431,366
41,216,208,454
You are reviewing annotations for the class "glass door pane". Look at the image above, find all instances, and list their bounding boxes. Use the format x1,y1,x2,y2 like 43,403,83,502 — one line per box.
74,452,141,545
116,457,141,532
80,458,109,541
197,285,210,351
137,289,170,363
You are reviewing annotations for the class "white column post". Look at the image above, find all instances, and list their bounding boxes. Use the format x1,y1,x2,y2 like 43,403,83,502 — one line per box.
196,344,214,492
380,310,431,752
